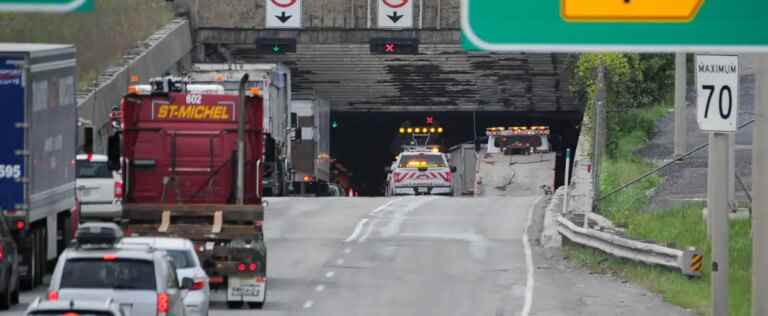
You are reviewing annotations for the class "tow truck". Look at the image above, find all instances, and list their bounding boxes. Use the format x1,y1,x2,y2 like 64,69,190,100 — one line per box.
386,126,455,196
485,126,551,155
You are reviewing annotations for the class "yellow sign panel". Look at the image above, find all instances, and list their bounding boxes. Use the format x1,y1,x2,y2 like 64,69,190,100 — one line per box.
156,105,232,121
561,0,704,22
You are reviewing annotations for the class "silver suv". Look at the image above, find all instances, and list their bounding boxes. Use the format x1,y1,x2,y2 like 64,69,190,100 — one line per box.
47,223,190,316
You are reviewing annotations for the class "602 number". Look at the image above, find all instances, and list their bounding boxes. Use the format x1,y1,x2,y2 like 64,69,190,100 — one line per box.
702,84,733,120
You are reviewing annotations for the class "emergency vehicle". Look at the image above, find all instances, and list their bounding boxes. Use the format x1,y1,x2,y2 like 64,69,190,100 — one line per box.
486,126,551,155
386,126,455,196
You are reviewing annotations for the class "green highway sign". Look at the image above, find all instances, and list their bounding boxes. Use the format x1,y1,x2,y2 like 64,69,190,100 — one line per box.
461,0,768,52
0,0,93,12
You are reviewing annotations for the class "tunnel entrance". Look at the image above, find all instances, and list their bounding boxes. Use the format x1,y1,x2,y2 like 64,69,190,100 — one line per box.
330,111,583,196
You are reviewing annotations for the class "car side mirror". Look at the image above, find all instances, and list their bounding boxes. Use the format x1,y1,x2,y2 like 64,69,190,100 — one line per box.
450,166,457,173
180,277,194,290
385,166,391,173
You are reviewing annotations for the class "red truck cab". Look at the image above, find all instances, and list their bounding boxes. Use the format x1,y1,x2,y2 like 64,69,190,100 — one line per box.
107,76,269,309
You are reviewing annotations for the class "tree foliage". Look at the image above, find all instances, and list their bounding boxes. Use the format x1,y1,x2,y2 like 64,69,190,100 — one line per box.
571,53,674,157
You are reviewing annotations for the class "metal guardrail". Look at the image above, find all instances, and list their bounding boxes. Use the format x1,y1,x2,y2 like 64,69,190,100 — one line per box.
557,215,703,277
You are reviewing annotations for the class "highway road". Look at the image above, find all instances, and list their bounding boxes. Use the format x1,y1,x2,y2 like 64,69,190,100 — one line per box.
2,195,692,316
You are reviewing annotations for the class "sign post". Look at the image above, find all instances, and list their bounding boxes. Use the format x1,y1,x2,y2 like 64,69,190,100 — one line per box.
753,55,768,316
0,0,92,12
696,54,739,316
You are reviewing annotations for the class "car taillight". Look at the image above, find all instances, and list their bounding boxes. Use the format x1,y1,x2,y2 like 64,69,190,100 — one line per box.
47,290,59,301
248,263,257,272
114,181,124,200
157,292,169,315
63,313,79,316
15,220,24,231
237,263,246,272
191,280,206,290
0,244,5,262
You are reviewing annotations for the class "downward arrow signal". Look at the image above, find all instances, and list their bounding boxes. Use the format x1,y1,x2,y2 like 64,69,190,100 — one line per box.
387,11,404,23
276,11,292,23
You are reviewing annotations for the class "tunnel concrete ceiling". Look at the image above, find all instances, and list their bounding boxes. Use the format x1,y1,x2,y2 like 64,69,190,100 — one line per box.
201,42,580,113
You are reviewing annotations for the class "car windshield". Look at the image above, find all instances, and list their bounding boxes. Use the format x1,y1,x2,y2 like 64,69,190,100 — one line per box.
165,249,197,269
60,258,156,290
76,161,112,179
398,154,446,168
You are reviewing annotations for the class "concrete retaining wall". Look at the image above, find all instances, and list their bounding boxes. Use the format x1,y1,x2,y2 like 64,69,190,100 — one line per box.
77,18,193,153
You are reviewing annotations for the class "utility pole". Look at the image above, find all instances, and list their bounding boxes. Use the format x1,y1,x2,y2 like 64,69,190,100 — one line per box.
590,64,606,223
674,52,688,158
753,54,768,316
563,148,571,214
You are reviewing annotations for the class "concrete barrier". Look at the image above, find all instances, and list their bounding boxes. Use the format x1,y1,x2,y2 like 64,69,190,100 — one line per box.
77,18,193,153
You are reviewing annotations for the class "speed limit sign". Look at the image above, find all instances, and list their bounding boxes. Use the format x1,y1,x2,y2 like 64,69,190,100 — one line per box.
696,55,739,132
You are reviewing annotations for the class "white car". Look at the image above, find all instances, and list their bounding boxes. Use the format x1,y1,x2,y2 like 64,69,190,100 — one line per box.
76,154,123,219
120,237,210,316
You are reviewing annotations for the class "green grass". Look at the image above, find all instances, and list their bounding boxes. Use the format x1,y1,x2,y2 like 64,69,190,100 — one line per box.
0,0,174,89
566,103,753,315
564,207,752,316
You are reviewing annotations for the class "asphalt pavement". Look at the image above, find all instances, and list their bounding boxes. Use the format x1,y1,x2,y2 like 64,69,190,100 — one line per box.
2,195,691,316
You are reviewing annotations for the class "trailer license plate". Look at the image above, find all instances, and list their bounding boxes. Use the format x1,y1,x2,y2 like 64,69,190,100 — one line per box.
228,277,266,302
418,187,429,193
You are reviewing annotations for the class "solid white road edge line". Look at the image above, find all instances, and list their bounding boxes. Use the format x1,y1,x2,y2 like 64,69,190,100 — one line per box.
325,271,335,278
303,300,314,309
522,195,545,316
344,218,369,242
315,284,325,292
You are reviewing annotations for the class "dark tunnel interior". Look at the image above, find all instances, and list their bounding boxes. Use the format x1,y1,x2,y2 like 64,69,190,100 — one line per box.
330,111,583,196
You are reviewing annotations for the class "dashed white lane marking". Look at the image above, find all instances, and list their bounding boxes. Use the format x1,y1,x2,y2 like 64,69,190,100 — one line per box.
315,284,325,292
369,198,402,215
303,300,314,309
336,258,345,265
521,196,544,316
344,218,369,242
358,218,377,243
325,271,335,278
344,248,352,254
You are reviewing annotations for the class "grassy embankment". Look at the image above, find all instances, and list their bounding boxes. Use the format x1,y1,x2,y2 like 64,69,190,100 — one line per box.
0,0,174,89
564,105,752,315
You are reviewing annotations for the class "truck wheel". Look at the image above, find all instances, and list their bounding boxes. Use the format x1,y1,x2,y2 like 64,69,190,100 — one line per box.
34,229,44,286
20,249,34,290
226,301,243,309
0,272,11,310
